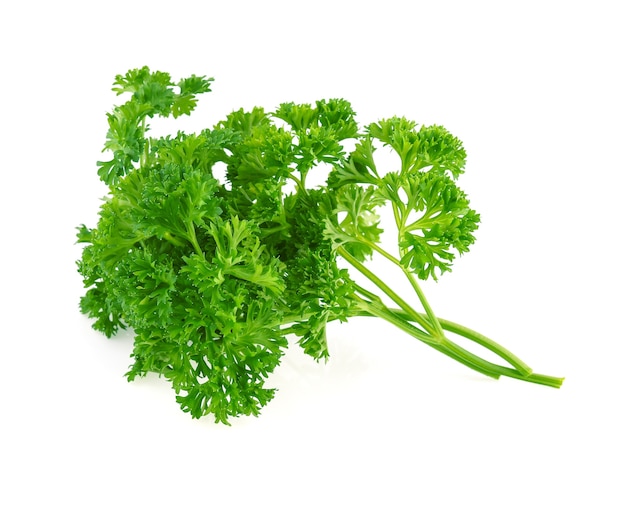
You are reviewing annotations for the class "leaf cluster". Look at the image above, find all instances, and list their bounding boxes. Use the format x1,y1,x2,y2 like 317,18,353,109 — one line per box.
97,66,214,186
326,116,479,278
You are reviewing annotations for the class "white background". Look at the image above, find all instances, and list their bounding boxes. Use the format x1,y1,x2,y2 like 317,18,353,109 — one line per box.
2,1,624,503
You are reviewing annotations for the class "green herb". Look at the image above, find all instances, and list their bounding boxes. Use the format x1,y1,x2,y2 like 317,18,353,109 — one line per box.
77,67,563,424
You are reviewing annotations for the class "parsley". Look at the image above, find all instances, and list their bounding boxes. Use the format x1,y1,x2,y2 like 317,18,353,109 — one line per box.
77,67,563,424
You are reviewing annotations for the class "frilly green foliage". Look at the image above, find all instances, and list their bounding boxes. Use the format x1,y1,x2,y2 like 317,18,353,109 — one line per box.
77,67,562,424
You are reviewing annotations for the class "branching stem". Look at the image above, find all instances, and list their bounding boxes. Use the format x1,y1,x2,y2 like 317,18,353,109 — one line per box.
336,246,433,334
335,239,563,388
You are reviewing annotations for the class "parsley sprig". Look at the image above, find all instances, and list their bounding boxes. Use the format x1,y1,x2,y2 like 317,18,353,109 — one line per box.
77,67,563,424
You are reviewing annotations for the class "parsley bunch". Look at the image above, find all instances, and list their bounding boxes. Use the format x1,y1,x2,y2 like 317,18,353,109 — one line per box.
77,67,563,424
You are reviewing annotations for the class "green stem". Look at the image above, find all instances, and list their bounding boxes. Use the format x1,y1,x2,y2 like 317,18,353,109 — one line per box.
186,222,204,257
277,298,563,388
396,310,533,375
430,337,563,387
388,197,446,338
391,203,404,232
366,240,403,267
337,246,433,334
353,283,384,305
351,305,563,387
140,116,149,168
348,235,446,340
287,172,306,193
403,272,446,341
352,297,501,379
354,298,440,346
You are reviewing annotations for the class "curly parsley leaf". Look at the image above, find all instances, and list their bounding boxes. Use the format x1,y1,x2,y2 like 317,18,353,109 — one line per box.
388,171,481,280
97,66,213,185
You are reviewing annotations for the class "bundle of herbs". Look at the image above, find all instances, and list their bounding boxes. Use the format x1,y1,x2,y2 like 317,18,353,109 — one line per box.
77,67,563,424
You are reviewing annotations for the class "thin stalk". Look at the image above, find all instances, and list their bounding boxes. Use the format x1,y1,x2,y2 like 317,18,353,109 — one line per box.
287,173,306,193
186,222,204,257
353,284,384,305
277,299,563,388
353,297,501,379
391,203,404,232
140,116,149,168
355,302,563,388
337,246,433,334
352,295,438,346
392,309,533,375
351,306,563,387
430,337,563,387
351,234,446,341
403,272,446,341
366,240,403,267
